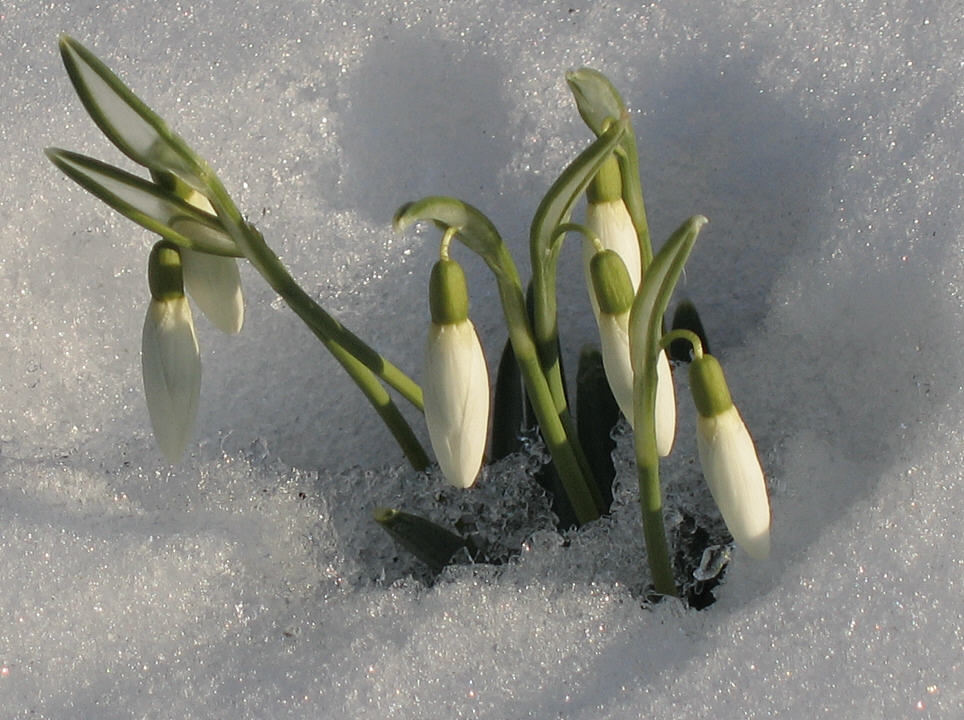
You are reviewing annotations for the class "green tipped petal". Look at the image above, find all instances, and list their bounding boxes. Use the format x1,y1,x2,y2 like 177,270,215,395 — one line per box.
590,249,635,316
587,155,623,205
689,354,733,418
147,241,184,302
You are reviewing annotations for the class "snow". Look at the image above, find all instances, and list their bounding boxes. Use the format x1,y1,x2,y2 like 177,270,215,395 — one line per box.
1,0,961,717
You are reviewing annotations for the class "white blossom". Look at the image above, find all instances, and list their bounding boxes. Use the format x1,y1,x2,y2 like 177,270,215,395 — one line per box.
597,311,676,455
423,320,490,489
583,199,642,317
141,295,201,462
696,405,771,559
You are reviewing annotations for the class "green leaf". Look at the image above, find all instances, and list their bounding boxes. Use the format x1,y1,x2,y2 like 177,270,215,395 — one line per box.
394,197,504,264
530,117,626,263
576,344,620,511
630,216,707,394
59,35,206,186
527,118,626,413
490,335,526,460
373,507,474,574
46,148,241,257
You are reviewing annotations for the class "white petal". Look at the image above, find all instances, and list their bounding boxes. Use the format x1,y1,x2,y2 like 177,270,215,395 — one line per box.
597,315,675,454
142,297,201,462
423,321,490,488
655,349,677,457
696,406,771,559
583,199,642,318
597,312,634,422
180,249,244,334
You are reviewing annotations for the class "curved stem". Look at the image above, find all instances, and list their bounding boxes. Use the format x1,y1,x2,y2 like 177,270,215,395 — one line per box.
203,175,429,469
659,329,704,360
394,196,605,521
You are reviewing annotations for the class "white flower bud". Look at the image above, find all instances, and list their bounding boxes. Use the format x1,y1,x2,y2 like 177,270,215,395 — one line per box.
423,320,489,488
142,295,201,463
589,248,675,455
142,243,201,463
691,355,771,559
422,258,489,488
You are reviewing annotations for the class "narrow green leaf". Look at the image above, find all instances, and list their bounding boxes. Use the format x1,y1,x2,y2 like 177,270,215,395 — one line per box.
490,336,526,460
373,507,474,574
530,117,626,263
630,216,707,404
393,197,504,269
528,117,626,415
46,148,241,257
59,35,205,185
576,345,620,511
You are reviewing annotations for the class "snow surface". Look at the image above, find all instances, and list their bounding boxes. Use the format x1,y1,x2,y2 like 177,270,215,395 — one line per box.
1,0,962,717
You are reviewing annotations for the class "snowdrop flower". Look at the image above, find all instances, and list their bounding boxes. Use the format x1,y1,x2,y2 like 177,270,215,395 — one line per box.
588,247,675,455
582,155,641,319
422,256,489,488
689,354,771,559
142,241,201,462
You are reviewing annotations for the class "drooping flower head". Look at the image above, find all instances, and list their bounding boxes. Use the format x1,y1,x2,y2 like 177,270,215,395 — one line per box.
422,256,490,488
142,241,201,463
586,202,675,456
690,354,771,559
582,155,642,318
152,171,245,335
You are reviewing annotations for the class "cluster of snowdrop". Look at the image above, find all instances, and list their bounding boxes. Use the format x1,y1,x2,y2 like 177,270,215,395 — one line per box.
48,36,770,598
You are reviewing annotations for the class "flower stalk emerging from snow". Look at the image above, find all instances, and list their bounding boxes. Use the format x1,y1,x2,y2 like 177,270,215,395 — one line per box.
689,352,771,559
422,246,490,488
48,35,428,469
52,40,773,594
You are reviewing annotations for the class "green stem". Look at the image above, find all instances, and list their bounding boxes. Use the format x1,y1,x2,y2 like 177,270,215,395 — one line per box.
659,329,704,360
490,244,603,523
629,217,706,597
633,355,677,597
203,175,429,469
614,135,653,269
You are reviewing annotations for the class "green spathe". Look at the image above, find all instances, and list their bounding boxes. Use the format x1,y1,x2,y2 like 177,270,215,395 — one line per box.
689,354,734,418
429,258,470,325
